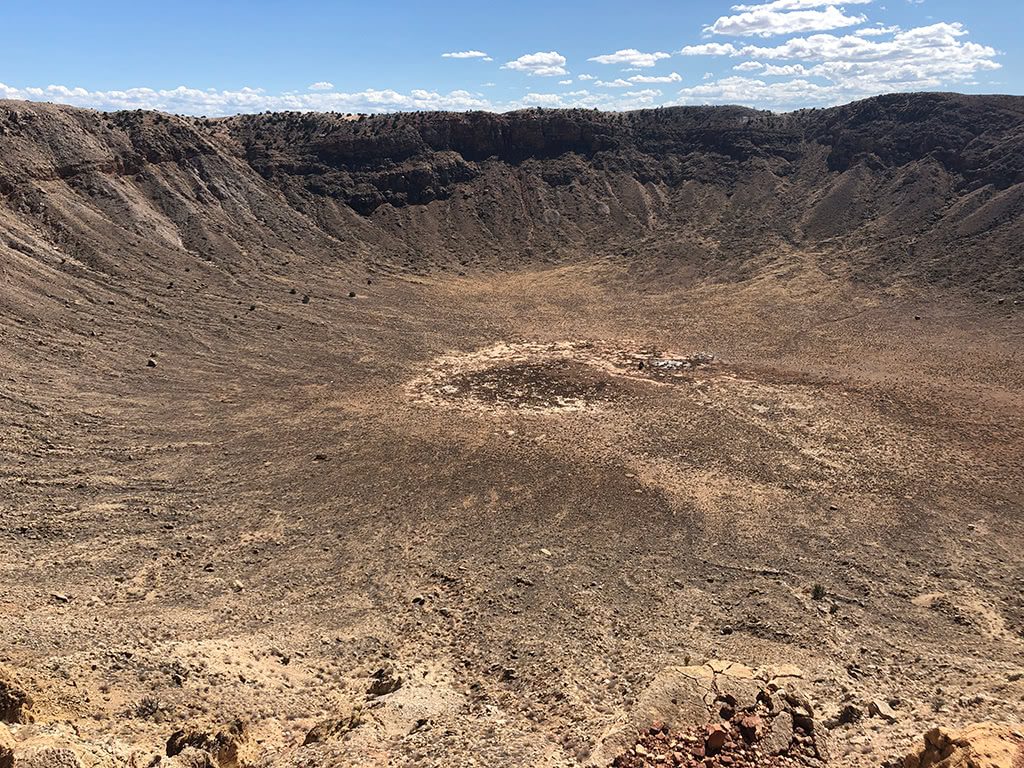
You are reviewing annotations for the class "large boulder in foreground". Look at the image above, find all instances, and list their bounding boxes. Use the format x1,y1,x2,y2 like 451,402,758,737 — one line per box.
589,659,816,766
903,723,1024,768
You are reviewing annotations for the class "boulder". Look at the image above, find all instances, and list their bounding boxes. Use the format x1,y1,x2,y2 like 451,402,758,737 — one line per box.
166,746,215,768
632,665,716,731
303,702,363,746
870,698,899,723
366,666,403,697
590,660,777,766
903,723,1024,768
704,724,729,755
762,710,794,755
167,720,248,768
0,724,13,768
14,746,84,768
0,667,33,724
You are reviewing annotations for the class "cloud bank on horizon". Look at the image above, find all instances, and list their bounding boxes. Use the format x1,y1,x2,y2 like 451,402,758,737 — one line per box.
0,1,1006,115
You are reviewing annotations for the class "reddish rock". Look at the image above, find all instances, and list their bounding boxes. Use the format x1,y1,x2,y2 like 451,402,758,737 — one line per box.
738,713,762,742
705,724,729,755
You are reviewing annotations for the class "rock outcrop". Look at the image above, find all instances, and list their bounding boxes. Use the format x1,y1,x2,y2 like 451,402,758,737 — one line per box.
0,669,33,725
0,724,13,768
593,659,827,767
166,720,249,768
903,723,1024,768
1,93,1023,294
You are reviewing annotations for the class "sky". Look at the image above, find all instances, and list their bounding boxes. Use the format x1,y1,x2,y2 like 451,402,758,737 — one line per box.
0,0,1019,115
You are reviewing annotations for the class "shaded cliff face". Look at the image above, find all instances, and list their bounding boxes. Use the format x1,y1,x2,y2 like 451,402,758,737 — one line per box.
1,93,1023,297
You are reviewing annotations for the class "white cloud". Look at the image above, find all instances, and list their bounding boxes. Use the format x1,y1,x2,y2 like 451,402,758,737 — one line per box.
502,51,568,76
624,89,662,103
0,82,492,116
628,72,683,84
676,75,838,108
678,20,1001,110
732,0,871,9
706,5,869,37
684,19,999,101
596,72,682,88
506,88,663,110
0,12,1002,117
587,49,671,68
0,80,667,115
761,63,812,75
442,50,492,61
854,24,901,36
737,22,1000,89
679,43,741,56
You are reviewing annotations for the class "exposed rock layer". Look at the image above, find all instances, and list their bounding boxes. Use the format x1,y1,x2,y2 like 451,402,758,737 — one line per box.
1,93,1023,295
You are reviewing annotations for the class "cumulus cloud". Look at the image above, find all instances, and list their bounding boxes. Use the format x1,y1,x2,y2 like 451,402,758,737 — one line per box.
684,17,999,106
854,24,901,36
0,80,669,115
506,88,662,110
679,43,741,56
442,50,493,61
597,72,683,86
628,72,683,84
502,51,568,76
706,4,869,37
762,63,812,75
676,75,838,108
679,21,1000,110
736,22,1000,87
0,7,1003,116
0,82,492,116
587,49,671,68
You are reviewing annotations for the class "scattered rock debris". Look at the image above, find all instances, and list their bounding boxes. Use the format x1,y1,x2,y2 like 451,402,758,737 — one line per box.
409,341,722,412
601,660,828,768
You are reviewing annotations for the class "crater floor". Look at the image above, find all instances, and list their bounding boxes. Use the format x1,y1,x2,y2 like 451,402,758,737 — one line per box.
1,261,1022,766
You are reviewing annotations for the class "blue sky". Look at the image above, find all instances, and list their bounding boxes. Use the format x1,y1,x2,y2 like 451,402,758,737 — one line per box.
0,1,1019,114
